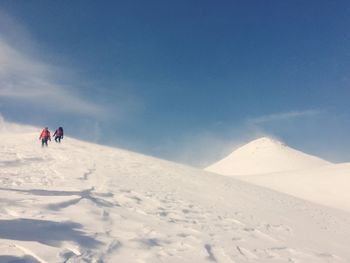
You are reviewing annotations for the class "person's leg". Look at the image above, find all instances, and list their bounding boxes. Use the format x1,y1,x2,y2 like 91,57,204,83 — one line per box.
41,139,45,147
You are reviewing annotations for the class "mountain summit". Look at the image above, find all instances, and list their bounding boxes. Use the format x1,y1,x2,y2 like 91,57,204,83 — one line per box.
205,137,331,175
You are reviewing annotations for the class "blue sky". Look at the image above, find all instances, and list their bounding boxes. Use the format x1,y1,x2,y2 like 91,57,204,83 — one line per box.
0,1,349,166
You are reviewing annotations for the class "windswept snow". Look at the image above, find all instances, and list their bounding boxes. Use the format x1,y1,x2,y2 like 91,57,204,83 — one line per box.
1,131,350,262
0,115,37,134
205,137,331,176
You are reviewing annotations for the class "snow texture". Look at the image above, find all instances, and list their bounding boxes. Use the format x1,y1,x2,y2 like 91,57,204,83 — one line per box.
1,129,350,262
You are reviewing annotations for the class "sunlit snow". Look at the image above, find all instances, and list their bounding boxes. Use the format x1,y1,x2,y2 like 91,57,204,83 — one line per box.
1,123,350,262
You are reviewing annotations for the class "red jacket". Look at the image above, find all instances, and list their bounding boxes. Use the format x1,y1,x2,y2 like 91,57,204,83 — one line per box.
39,128,51,140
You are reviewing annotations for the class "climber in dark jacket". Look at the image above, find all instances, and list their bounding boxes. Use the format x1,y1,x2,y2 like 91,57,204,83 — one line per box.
53,127,64,143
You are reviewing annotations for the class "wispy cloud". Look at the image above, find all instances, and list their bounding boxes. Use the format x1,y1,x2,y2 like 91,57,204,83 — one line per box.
0,11,106,118
0,37,105,116
247,109,322,125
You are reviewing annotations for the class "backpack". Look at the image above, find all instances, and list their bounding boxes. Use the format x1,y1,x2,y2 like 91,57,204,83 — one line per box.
57,127,64,136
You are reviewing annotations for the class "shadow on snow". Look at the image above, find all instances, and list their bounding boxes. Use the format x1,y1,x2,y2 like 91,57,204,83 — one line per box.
0,187,117,210
0,218,102,248
0,255,40,263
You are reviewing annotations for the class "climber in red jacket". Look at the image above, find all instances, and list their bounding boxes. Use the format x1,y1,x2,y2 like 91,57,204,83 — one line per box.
39,127,51,147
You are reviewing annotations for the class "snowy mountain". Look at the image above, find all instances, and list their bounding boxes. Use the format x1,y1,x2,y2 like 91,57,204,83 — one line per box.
205,137,350,213
205,137,331,176
1,128,350,262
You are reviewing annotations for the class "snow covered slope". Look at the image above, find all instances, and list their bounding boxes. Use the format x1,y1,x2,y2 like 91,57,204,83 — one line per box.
205,137,350,213
228,162,350,213
1,131,350,262
205,137,331,176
